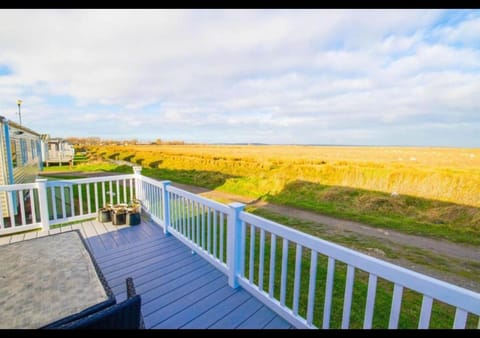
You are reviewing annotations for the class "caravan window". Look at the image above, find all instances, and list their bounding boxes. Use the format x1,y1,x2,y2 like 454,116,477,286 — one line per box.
31,140,35,159
11,140,17,168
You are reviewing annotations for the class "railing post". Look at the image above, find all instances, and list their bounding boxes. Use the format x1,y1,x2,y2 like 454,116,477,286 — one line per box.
160,181,171,235
35,178,50,230
132,166,142,201
227,202,245,288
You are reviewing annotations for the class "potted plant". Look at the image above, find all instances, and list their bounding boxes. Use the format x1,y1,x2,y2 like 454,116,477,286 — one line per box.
111,205,127,225
126,200,141,226
98,204,112,222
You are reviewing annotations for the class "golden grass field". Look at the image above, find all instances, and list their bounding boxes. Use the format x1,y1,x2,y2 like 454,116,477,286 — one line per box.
85,144,480,244
92,144,480,207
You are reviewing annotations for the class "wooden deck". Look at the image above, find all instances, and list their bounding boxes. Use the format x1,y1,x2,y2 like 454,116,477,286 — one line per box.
0,216,294,329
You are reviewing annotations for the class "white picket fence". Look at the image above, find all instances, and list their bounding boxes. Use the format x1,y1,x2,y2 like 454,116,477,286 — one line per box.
1,166,479,329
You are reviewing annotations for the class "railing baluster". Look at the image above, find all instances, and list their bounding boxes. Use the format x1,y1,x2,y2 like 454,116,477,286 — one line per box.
280,238,289,307
453,308,468,329
268,233,277,298
101,181,106,207
249,224,256,284
130,178,134,202
323,257,336,329
239,220,246,276
60,186,66,218
342,265,355,329
418,295,433,329
195,202,200,244
307,250,318,325
213,209,218,257
196,202,201,244
363,274,378,329
186,198,190,240
201,204,205,248
51,186,57,220
69,185,74,216
86,183,91,214
29,189,36,224
293,244,303,315
123,179,127,203
94,183,99,212
388,284,404,329
192,200,196,242
207,206,211,252
7,191,15,227
117,180,121,204
220,212,224,262
19,190,26,225
258,229,266,291
109,181,113,205
78,184,83,215
180,197,185,235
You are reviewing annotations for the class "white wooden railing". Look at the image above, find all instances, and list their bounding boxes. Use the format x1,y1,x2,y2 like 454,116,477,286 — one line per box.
1,166,479,329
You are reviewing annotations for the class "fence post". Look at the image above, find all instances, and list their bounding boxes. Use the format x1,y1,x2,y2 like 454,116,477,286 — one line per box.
132,166,142,202
160,181,171,235
227,202,245,288
35,178,50,230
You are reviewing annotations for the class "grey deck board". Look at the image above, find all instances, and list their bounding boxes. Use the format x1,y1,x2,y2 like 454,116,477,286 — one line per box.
180,289,252,329
1,217,293,329
151,286,238,329
237,305,278,329
263,315,293,329
141,269,222,317
107,249,195,290
146,275,227,328
210,297,264,329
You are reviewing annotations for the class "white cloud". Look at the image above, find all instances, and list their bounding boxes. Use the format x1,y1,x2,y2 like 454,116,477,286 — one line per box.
0,9,478,146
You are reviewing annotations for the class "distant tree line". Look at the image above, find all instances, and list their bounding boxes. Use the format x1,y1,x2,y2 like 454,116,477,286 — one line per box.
65,137,185,146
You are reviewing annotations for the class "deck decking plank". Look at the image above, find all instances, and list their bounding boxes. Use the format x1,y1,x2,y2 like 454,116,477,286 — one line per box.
209,297,264,329
180,289,252,329
97,236,180,268
136,262,216,306
89,221,119,252
236,305,278,329
80,221,105,254
109,254,205,297
141,269,222,317
101,243,189,281
263,315,293,329
148,279,233,329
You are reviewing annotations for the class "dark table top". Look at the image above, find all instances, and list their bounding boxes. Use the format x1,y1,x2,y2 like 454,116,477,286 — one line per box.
0,231,113,329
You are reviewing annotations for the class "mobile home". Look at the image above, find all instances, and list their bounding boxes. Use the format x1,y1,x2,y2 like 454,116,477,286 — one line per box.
0,116,43,218
42,136,75,166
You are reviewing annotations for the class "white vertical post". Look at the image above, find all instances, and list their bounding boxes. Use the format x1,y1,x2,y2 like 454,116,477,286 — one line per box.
35,178,50,230
161,180,171,235
227,202,245,288
132,166,142,202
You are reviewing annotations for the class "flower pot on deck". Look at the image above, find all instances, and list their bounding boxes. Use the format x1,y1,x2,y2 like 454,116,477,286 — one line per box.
98,208,111,223
111,209,127,225
126,212,141,226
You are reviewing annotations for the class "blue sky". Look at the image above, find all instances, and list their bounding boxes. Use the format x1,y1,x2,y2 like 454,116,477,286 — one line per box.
0,9,479,146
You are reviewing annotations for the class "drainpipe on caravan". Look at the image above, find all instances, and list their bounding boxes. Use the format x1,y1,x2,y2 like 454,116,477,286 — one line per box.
2,117,15,185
